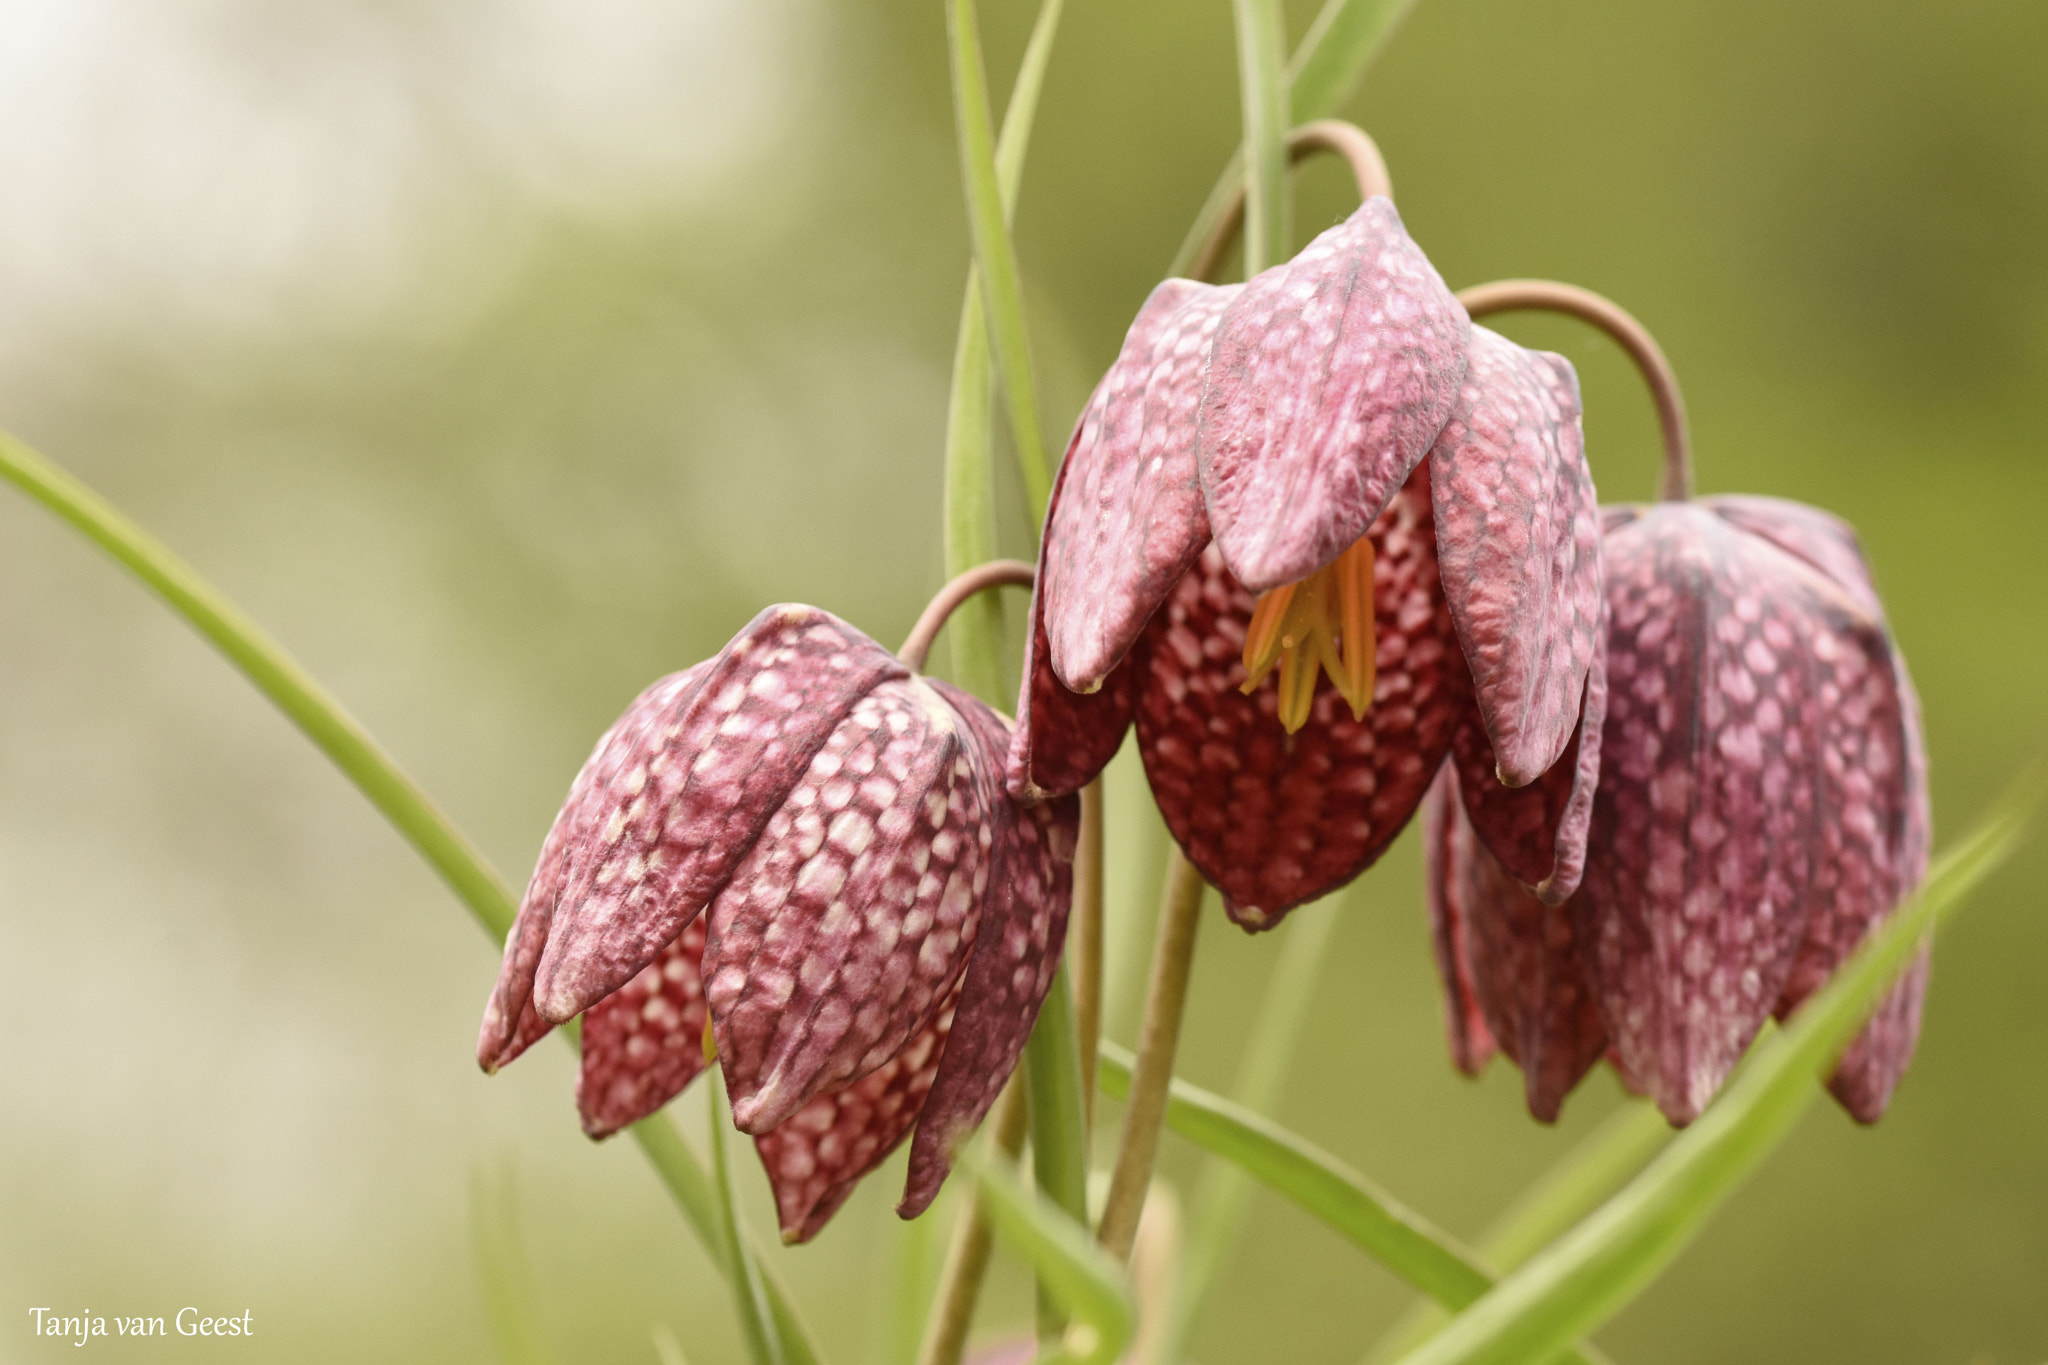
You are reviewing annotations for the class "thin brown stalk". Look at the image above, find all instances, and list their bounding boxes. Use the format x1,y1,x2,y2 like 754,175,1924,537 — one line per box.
898,559,1038,672
1096,848,1208,1261
1189,119,1393,283
913,1082,1031,1365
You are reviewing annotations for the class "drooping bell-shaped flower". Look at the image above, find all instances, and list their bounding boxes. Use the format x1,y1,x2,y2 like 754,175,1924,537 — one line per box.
1009,197,1603,927
477,605,1078,1241
1569,497,1927,1124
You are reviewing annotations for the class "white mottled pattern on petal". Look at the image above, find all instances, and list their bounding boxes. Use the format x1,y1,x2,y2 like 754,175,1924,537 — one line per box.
1198,197,1470,593
708,677,993,1135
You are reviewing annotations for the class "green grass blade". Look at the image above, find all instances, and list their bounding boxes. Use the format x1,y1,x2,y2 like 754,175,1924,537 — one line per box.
946,0,1052,519
1025,965,1094,1278
941,0,1064,693
1170,0,1421,278
1094,1044,1606,1365
0,428,826,1365
1231,0,1291,274
1393,776,2042,1365
1287,0,1423,123
1364,1102,1668,1364
964,1154,1136,1365
472,1156,558,1365
0,428,519,941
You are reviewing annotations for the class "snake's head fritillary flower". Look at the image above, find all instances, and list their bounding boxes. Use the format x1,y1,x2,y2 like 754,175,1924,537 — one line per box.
1008,198,1602,927
1566,497,1927,1125
476,605,1077,1241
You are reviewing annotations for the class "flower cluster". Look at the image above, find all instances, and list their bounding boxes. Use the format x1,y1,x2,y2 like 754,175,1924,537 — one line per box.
479,147,1932,1245
1012,196,1928,1125
478,605,1076,1241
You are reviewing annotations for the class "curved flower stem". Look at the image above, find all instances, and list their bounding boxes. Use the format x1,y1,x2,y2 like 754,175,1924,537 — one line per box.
0,429,826,1365
1189,120,1393,284
1097,847,1208,1261
1457,281,1693,502
913,1081,1030,1365
898,559,1039,674
1171,0,1422,278
1072,780,1107,1136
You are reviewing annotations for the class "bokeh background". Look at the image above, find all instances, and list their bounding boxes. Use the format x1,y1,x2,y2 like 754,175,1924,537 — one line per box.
2,1,2045,1361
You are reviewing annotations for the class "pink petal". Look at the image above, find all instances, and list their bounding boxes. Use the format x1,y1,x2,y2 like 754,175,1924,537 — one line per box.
1451,627,1608,904
531,607,908,1025
756,976,959,1243
1422,769,1498,1076
1573,505,1896,1124
707,677,995,1135
1041,279,1231,690
902,691,1077,1219
479,663,711,1070
577,918,710,1137
1136,465,1469,928
1429,327,1602,786
1703,495,1882,616
1198,198,1470,593
1436,767,1608,1122
1006,580,1137,801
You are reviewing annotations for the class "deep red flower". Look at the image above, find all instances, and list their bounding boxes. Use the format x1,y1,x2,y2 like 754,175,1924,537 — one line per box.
477,605,1077,1241
1428,496,1929,1124
1008,199,1603,927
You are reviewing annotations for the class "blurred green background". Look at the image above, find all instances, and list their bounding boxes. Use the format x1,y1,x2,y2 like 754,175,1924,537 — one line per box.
2,1,2045,1361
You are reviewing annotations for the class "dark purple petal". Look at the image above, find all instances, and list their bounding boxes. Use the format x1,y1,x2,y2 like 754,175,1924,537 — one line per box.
1198,198,1470,594
1573,504,1896,1123
1826,944,1929,1123
1704,494,1932,1118
531,607,908,1024
1006,582,1136,801
1136,465,1469,928
903,690,1077,1219
706,677,995,1134
479,664,711,1071
1423,769,1498,1076
1452,628,1608,904
1436,767,1609,1122
1430,326,1601,786
757,977,957,1243
577,918,710,1138
1041,279,1231,690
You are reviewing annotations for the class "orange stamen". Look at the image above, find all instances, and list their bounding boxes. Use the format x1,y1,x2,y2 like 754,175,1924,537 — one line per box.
1239,534,1379,733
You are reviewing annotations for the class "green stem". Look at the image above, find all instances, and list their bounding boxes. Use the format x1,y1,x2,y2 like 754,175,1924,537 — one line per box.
1231,0,1291,274
1171,0,1420,278
708,1073,787,1365
1094,1047,1607,1365
0,428,825,1365
941,0,1064,687
946,0,1053,517
1071,780,1107,1137
1165,898,1339,1359
1025,965,1093,1337
1096,849,1207,1261
913,1083,1030,1365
